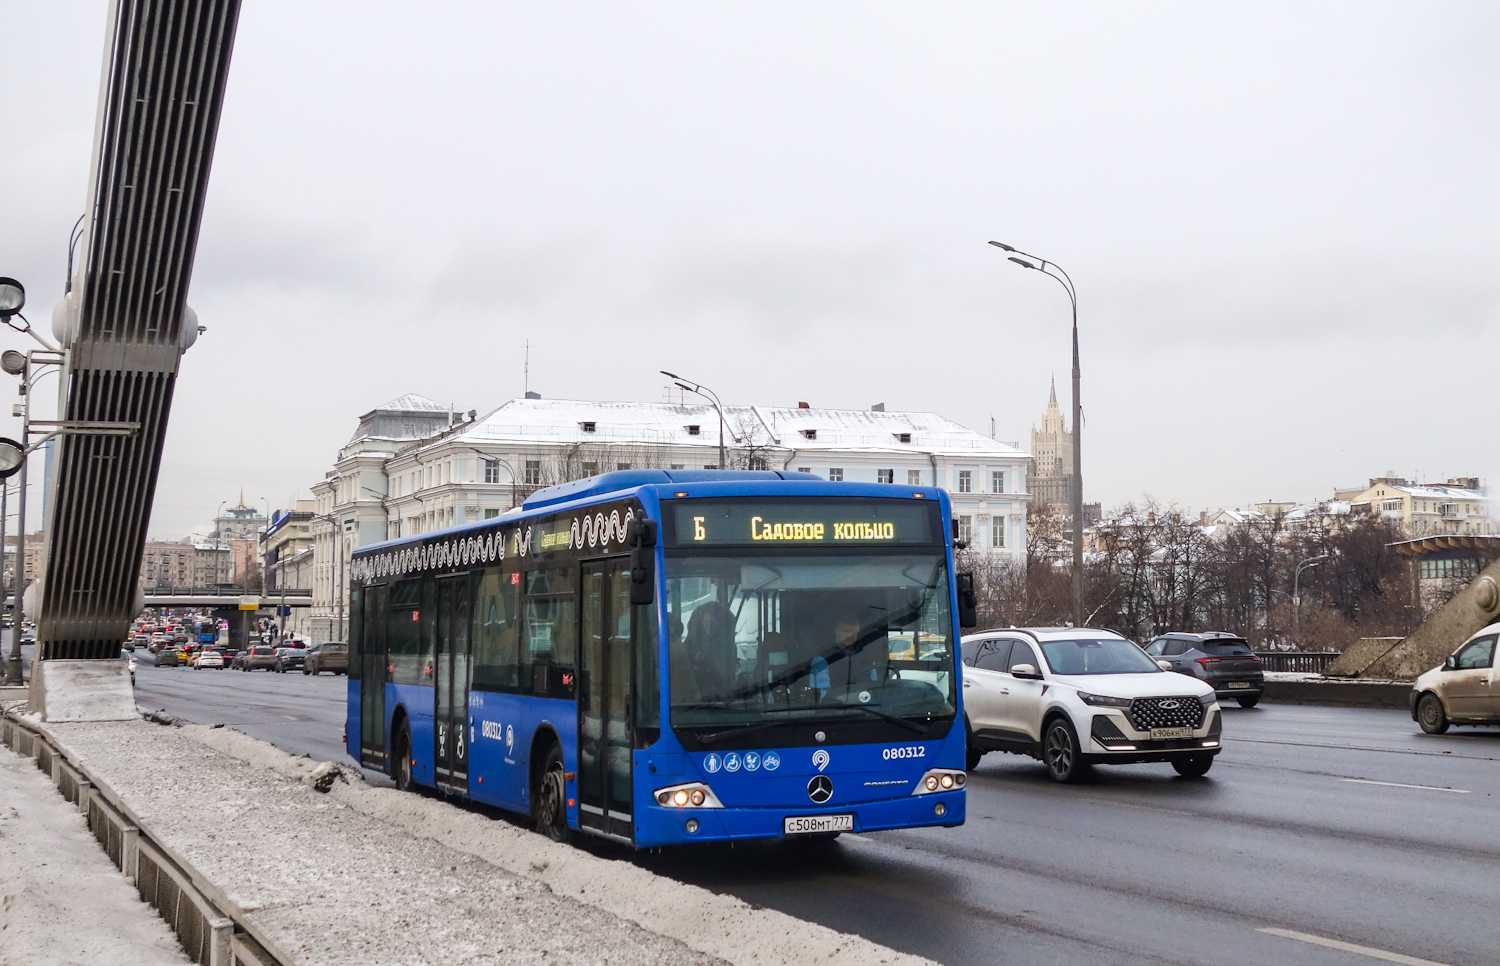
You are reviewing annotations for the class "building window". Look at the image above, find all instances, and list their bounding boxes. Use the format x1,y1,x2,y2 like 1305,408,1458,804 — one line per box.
957,515,973,545
992,516,1006,548
895,433,912,444
686,425,701,436
828,468,844,482
877,469,894,484
580,421,596,433
797,467,810,474
992,471,1005,494
483,508,500,520
583,462,599,476
524,460,541,486
908,470,922,486
800,429,817,440
617,463,632,472
704,464,717,470
958,470,972,493
671,464,686,470
484,459,501,484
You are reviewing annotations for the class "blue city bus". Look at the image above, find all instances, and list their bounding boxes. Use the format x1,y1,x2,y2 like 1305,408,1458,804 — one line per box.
346,470,975,847
194,619,218,647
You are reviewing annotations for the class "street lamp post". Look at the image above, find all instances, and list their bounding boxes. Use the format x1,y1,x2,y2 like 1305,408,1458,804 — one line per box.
660,371,740,469
989,242,1085,628
1292,554,1331,644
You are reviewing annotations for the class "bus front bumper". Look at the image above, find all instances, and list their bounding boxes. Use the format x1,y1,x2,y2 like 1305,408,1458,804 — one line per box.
633,790,965,847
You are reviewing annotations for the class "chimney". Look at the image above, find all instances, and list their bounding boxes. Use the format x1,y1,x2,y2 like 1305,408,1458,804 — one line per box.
798,401,810,409
871,402,885,412
525,391,541,400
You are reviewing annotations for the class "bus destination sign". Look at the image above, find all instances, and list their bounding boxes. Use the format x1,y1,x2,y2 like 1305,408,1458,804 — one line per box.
669,499,938,547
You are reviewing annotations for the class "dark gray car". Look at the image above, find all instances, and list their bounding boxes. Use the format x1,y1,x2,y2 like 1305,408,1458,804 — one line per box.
1144,632,1265,708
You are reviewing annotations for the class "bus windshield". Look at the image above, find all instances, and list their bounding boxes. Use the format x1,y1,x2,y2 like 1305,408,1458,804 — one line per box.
665,551,956,734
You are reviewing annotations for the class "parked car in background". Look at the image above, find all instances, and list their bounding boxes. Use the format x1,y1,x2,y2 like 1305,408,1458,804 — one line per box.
274,645,305,673
194,649,225,669
241,645,278,671
1412,622,1500,735
1143,632,1265,708
304,642,348,675
962,627,1222,782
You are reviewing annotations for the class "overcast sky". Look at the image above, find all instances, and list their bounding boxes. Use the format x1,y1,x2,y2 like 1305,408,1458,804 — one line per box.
3,2,1498,539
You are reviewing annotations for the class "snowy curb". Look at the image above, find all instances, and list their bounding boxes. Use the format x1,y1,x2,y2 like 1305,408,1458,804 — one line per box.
185,724,935,966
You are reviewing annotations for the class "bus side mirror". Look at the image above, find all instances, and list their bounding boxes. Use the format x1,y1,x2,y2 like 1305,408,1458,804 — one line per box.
628,517,658,606
956,573,978,629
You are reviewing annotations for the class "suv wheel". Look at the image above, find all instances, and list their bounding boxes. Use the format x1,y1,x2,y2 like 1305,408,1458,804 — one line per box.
965,718,983,771
1043,717,1090,783
1172,754,1214,778
1236,694,1260,709
1417,693,1449,735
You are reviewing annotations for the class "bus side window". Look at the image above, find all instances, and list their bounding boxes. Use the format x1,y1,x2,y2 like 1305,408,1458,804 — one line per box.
524,565,577,672
472,567,520,691
388,578,422,684
348,585,362,679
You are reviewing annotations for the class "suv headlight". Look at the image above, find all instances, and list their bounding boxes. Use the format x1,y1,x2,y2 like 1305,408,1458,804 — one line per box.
653,782,723,808
1199,692,1218,708
1077,691,1132,708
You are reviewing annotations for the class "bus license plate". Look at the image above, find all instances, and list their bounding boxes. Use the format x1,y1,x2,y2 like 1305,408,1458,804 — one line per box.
784,814,854,836
1226,681,1252,689
1150,727,1192,740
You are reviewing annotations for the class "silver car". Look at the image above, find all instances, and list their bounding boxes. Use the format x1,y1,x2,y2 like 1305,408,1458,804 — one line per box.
1411,622,1499,734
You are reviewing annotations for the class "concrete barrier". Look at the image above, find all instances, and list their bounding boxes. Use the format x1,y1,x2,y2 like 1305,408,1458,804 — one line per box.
1262,679,1412,709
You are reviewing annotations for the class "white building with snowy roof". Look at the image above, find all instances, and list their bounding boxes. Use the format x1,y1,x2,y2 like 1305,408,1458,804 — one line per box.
307,394,1030,641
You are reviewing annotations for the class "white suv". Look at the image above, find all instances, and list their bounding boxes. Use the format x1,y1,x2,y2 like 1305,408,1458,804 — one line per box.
961,628,1222,782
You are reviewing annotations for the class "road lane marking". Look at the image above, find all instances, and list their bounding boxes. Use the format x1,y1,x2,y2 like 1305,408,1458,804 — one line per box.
1258,928,1454,966
1339,778,1470,794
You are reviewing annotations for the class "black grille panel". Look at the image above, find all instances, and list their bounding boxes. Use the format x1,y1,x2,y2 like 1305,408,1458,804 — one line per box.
1091,714,1131,746
1128,696,1205,732
1207,710,1222,739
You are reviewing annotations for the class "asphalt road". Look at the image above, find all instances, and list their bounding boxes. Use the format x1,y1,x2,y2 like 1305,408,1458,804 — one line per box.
132,661,1500,966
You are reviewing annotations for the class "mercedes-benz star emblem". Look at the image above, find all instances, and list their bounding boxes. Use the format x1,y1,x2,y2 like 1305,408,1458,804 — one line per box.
807,775,834,804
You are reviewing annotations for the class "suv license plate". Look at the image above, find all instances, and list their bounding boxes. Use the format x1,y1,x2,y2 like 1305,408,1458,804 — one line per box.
1226,681,1252,689
1150,727,1193,740
785,814,854,835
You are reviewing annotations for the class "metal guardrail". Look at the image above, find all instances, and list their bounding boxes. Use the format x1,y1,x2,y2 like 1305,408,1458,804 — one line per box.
140,587,312,598
1,713,287,966
1255,652,1341,673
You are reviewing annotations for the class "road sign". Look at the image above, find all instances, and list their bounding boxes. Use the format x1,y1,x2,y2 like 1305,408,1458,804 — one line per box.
238,595,259,611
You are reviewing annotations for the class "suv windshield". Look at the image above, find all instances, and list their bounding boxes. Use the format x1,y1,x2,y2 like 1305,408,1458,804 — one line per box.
1040,637,1161,675
665,551,956,737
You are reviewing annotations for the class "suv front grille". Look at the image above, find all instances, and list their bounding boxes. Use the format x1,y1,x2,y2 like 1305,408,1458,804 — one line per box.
1128,696,1205,732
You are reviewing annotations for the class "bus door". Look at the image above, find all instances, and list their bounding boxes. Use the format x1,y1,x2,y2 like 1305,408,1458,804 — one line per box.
578,559,635,842
360,584,388,769
434,575,472,791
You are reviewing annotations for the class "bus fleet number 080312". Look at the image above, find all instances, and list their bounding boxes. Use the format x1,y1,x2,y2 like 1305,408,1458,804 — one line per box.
883,745,927,760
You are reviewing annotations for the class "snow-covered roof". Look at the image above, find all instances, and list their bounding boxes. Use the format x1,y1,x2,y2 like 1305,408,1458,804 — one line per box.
451,397,1028,458
1284,500,1353,521
371,394,451,414
1209,507,1271,524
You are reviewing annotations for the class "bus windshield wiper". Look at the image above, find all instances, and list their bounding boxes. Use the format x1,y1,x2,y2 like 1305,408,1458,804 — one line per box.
695,719,786,745
841,703,930,735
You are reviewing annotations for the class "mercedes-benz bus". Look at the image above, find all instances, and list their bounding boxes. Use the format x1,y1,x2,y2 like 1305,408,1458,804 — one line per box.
346,470,975,847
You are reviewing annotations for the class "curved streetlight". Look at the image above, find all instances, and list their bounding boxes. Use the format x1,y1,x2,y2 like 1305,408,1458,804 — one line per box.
1293,553,1331,643
989,241,1084,627
660,370,741,469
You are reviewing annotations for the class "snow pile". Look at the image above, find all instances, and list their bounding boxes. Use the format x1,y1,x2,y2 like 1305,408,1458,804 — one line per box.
0,742,191,966
27,659,137,722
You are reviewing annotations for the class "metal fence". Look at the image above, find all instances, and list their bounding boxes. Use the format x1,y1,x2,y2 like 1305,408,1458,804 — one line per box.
1255,652,1341,673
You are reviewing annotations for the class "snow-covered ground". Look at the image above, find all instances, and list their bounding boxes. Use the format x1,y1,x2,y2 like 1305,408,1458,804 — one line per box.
42,719,931,966
0,743,191,966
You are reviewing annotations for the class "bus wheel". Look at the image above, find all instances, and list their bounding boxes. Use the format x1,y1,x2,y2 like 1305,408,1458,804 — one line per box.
532,742,569,842
394,721,414,792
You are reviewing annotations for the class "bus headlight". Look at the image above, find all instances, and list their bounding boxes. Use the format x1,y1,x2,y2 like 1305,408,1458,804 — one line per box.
653,782,723,808
912,769,965,795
